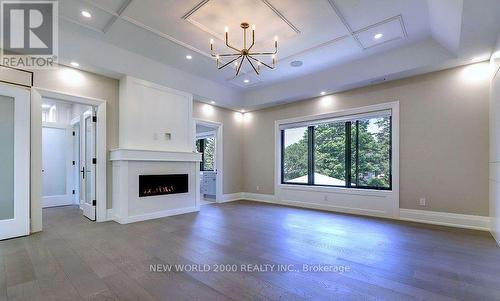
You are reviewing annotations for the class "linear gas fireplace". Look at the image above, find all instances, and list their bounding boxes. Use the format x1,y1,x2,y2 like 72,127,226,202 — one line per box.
139,174,189,197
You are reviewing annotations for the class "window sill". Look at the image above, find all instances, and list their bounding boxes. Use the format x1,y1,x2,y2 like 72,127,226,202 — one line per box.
277,183,393,197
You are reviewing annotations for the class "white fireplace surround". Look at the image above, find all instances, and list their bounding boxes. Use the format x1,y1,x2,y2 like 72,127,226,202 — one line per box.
111,76,201,224
110,149,201,224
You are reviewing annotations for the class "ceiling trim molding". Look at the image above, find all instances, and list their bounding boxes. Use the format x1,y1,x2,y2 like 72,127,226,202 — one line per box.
260,0,300,34
102,0,133,33
181,0,211,20
60,16,105,34
353,15,408,37
326,0,364,49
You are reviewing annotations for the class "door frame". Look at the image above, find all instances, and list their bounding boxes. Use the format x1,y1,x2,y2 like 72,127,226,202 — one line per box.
194,119,223,203
0,83,30,240
31,88,107,232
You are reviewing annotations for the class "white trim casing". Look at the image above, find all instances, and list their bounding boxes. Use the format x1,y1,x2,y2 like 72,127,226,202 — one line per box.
274,101,400,219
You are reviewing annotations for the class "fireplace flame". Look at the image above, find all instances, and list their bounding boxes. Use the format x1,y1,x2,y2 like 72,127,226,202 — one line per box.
143,185,176,196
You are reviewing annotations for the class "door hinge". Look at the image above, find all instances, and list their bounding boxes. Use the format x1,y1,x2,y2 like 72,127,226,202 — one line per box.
72,160,75,165
72,131,76,136
92,200,96,206
92,116,97,123
92,158,97,164
72,190,75,195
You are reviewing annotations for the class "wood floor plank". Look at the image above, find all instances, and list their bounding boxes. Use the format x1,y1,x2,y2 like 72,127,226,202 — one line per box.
1,201,499,301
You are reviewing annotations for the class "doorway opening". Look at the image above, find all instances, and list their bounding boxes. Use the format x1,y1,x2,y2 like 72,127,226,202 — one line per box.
41,97,98,220
195,119,223,205
31,88,107,232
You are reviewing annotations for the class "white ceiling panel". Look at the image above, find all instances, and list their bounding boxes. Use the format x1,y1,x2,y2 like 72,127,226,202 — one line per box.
60,0,115,32
356,17,405,49
186,0,298,47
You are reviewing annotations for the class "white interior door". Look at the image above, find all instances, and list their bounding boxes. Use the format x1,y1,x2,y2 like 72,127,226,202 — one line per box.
82,110,96,220
0,84,30,240
41,124,73,208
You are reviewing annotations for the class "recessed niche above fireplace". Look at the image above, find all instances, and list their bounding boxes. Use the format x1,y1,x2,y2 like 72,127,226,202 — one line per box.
139,174,189,197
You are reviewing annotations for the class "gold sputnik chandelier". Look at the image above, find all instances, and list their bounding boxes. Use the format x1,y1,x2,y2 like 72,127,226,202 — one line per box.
210,22,278,76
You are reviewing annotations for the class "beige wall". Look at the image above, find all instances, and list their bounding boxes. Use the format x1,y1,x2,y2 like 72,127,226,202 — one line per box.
34,66,119,151
193,102,244,194
243,63,490,216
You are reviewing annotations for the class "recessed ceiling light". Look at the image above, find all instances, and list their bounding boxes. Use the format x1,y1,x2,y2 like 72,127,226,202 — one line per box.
70,61,80,67
244,79,250,83
81,10,92,18
186,55,192,60
290,60,303,67
374,33,383,40
210,101,215,104
320,91,327,96
241,109,246,113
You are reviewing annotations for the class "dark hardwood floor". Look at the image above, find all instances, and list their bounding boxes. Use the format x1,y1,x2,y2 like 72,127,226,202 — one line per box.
1,200,499,301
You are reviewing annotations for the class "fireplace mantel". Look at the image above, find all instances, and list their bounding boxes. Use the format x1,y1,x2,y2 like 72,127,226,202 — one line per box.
110,149,202,162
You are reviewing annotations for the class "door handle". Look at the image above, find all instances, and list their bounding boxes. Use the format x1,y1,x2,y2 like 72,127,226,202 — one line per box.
81,167,85,179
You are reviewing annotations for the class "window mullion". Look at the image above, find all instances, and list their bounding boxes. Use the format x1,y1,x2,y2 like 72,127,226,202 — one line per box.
345,122,351,188
308,126,315,185
355,120,359,187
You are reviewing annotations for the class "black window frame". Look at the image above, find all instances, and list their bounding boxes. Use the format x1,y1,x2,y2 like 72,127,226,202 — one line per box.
280,116,392,191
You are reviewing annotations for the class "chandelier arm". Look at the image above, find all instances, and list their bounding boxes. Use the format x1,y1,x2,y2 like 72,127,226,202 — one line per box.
235,56,245,77
248,55,275,69
216,53,241,57
225,32,242,53
248,29,255,51
218,55,242,70
248,49,278,56
246,56,260,75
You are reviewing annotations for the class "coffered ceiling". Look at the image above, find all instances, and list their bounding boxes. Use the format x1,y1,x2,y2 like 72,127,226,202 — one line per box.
58,0,500,109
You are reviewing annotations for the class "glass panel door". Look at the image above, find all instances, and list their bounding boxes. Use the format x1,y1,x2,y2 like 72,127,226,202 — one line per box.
42,127,68,196
0,95,14,221
0,84,30,240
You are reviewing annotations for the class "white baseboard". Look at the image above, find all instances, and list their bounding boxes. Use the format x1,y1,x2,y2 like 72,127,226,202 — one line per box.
220,192,245,203
230,192,491,232
242,192,276,203
114,207,199,224
399,209,490,231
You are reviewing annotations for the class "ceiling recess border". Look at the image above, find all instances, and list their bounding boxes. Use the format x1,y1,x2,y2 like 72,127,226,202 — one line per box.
181,0,301,34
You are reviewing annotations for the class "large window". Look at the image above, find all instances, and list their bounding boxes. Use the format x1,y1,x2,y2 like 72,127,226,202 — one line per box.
281,112,392,190
196,137,215,171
